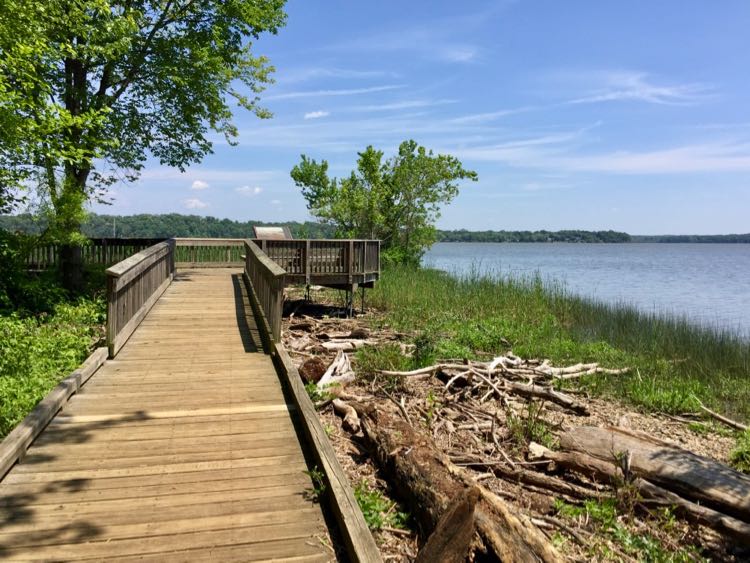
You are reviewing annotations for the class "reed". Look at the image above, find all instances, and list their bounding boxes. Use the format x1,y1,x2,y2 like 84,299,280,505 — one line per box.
369,265,750,421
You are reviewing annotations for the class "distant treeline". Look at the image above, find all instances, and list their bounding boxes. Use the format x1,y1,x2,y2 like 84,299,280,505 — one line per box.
0,213,336,239
631,234,750,243
2,213,748,243
437,229,631,243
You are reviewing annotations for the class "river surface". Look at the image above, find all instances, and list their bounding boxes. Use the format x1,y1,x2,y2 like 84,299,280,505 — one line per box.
423,243,750,337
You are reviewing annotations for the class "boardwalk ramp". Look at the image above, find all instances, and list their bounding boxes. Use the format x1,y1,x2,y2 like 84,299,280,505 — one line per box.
0,268,332,561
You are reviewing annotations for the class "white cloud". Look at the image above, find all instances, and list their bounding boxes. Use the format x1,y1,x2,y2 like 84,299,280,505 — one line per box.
266,85,403,101
190,180,209,190
450,106,536,124
236,185,263,196
277,67,395,84
352,99,457,112
304,110,330,120
566,72,714,106
270,199,282,205
183,198,208,209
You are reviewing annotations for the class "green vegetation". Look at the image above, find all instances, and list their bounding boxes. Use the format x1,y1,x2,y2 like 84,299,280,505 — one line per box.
0,230,105,438
730,430,750,473
0,299,104,437
506,402,556,450
632,234,750,243
554,498,703,562
0,213,337,240
369,266,750,421
291,140,477,265
438,229,631,243
1,1,286,287
353,481,409,531
303,466,327,502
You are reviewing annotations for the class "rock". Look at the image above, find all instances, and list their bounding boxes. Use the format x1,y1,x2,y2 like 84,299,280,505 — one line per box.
299,357,327,383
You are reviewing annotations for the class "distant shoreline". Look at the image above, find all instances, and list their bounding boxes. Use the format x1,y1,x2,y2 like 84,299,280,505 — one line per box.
1,213,748,243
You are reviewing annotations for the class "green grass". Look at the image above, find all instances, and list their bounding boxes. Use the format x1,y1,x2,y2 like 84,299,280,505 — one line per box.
0,298,104,437
554,499,705,562
368,266,750,421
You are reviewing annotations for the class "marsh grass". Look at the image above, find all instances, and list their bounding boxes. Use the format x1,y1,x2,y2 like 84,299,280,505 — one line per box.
369,266,750,421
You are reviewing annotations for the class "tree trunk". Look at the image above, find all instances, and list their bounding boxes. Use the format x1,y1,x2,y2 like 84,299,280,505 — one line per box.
59,244,83,293
558,426,750,522
352,403,561,562
55,169,90,293
530,442,750,544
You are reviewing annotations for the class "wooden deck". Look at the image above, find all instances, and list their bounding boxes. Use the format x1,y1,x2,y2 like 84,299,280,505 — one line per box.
0,269,331,561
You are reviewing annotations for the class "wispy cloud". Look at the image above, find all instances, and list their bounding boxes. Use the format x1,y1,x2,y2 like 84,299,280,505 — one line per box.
190,180,209,190
183,198,208,209
322,6,506,64
235,185,263,196
266,85,403,101
557,142,750,174
270,199,281,205
351,99,457,112
139,168,284,185
304,110,330,120
449,106,536,124
277,67,395,84
566,72,714,106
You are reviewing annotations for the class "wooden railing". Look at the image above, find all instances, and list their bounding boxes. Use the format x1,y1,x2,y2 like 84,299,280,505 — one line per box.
243,240,286,343
26,238,166,269
255,239,380,283
106,240,175,358
174,238,245,268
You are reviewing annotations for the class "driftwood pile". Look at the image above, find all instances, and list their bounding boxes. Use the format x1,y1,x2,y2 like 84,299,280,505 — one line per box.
285,318,750,560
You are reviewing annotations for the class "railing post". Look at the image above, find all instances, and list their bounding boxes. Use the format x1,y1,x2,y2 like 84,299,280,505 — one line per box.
305,240,311,285
106,275,117,358
348,241,354,283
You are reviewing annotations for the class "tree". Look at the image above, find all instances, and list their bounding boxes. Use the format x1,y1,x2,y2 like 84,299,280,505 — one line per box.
291,140,478,265
0,0,286,287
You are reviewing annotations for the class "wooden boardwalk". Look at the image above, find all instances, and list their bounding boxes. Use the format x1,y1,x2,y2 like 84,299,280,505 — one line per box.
0,269,331,561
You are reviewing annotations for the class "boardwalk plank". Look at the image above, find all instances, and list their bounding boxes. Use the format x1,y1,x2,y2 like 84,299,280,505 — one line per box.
0,269,330,561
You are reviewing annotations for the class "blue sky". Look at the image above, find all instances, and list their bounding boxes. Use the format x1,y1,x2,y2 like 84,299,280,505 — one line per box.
94,0,750,234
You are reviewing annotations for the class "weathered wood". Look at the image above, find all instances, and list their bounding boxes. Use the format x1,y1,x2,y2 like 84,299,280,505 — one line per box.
559,425,750,521
505,381,590,415
244,239,286,342
352,403,561,562
109,275,171,357
0,347,107,479
415,486,479,563
530,442,750,544
106,239,175,357
264,335,383,562
0,270,331,561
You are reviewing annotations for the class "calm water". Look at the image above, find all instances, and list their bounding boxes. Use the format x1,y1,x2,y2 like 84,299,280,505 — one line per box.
423,243,750,337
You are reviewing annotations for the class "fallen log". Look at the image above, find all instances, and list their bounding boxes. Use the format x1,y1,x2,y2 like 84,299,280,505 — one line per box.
415,487,479,563
351,403,561,562
558,426,750,522
529,442,750,544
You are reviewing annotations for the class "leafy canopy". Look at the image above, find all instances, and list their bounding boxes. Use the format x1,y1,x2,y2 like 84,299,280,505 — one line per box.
0,0,286,239
291,140,477,265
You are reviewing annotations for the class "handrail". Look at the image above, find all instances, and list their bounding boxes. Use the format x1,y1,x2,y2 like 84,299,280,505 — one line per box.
106,239,176,357
254,239,380,279
243,239,285,343
173,237,245,267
